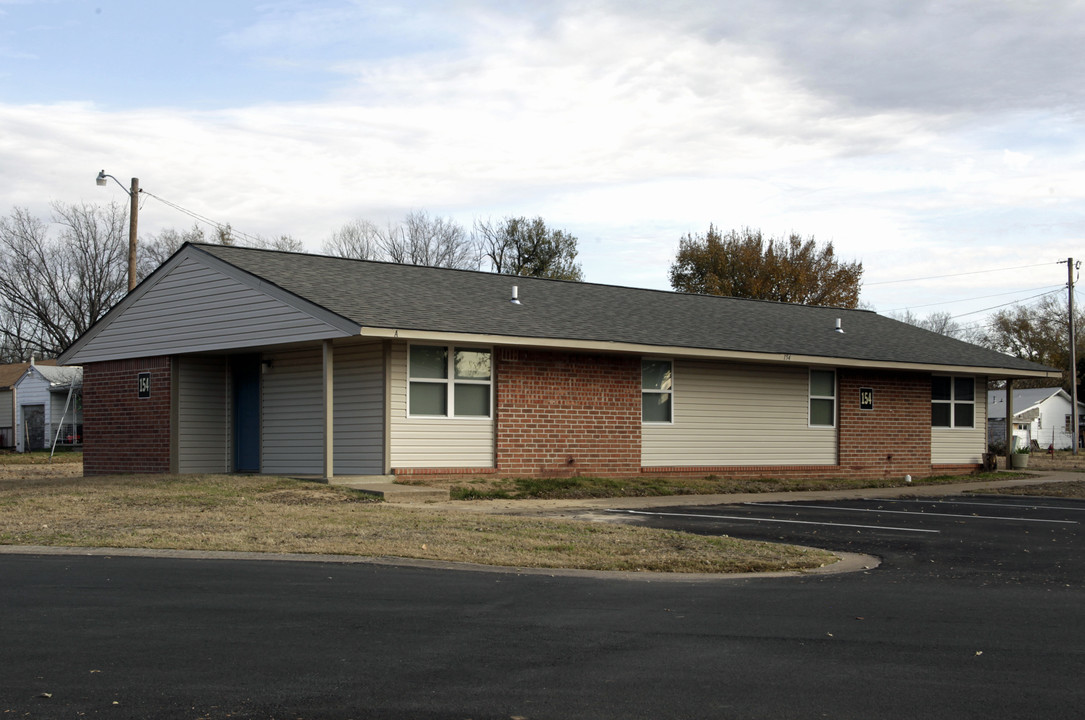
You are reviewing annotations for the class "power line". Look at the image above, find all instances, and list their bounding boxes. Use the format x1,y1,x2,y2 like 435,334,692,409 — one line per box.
887,284,1066,313
949,288,1065,319
865,261,1058,286
141,191,264,245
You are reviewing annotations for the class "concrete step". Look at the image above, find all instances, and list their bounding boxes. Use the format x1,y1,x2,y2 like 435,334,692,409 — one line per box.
326,477,450,503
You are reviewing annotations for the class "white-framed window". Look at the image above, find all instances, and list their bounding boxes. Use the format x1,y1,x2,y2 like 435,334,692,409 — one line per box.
932,375,974,428
809,369,836,427
408,344,491,418
642,358,673,423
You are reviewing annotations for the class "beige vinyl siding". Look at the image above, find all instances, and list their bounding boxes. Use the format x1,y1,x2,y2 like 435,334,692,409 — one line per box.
71,257,347,363
262,347,323,474
177,355,230,473
643,359,837,467
333,340,385,474
389,342,493,468
932,375,987,464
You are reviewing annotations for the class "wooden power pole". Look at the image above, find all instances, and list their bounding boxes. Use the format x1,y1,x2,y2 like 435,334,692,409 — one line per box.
128,177,140,292
1068,258,1079,455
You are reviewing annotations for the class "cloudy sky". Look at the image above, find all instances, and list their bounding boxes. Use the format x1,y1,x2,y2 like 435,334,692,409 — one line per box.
2,0,1082,329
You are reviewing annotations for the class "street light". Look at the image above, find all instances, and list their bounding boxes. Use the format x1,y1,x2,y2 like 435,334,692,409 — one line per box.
96,170,140,292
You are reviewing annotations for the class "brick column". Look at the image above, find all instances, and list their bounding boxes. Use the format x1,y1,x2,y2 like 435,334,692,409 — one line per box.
82,356,172,475
838,369,931,478
495,349,641,477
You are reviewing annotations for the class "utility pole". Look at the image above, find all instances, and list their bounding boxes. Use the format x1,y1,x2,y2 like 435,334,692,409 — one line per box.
128,177,139,291
96,170,141,291
1067,258,1080,455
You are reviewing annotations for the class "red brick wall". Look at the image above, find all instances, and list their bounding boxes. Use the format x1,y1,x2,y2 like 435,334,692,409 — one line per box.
495,349,641,476
838,369,933,477
83,357,172,475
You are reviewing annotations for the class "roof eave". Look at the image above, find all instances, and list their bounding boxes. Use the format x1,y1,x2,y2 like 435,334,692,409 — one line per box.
357,327,1058,378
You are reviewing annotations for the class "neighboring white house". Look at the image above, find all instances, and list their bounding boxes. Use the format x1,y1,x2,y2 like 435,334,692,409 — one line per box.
13,360,83,453
987,387,1084,451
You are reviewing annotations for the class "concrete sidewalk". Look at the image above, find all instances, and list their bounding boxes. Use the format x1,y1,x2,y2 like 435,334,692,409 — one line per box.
424,470,1083,517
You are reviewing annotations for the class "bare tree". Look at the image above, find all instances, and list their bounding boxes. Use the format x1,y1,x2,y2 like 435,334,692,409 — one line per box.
323,212,478,269
889,310,973,340
475,216,583,281
322,219,385,260
0,203,128,359
139,224,209,276
388,211,477,269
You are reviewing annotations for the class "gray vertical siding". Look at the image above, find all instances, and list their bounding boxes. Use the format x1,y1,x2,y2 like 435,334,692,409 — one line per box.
262,347,323,474
69,257,348,363
333,340,385,474
177,355,230,473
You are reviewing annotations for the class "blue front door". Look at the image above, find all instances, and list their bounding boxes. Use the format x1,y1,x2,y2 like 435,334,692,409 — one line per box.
233,356,260,472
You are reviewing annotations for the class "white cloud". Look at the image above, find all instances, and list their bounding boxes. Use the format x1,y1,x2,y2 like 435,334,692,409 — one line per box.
0,1,1083,322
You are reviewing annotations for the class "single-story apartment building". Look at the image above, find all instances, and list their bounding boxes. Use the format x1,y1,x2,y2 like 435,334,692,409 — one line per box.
59,243,1058,479
987,387,1084,451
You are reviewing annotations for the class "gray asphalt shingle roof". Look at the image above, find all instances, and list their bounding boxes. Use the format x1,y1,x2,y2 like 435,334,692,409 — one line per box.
193,243,1054,375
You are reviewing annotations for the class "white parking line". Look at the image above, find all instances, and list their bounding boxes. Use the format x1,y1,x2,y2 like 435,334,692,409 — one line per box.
867,498,1085,513
744,502,1079,525
605,508,940,533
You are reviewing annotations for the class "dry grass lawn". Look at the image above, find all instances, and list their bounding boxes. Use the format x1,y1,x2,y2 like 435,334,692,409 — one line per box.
0,461,834,574
974,480,1085,499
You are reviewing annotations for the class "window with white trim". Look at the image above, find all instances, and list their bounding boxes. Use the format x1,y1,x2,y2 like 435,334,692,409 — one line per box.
932,376,974,428
642,359,673,423
809,369,836,427
408,345,491,418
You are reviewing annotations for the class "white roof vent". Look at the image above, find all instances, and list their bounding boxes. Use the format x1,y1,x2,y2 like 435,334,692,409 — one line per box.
835,318,844,333
510,285,521,305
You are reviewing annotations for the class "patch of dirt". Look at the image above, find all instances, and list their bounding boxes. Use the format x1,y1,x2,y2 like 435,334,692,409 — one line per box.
997,451,1085,473
259,489,371,505
0,462,83,483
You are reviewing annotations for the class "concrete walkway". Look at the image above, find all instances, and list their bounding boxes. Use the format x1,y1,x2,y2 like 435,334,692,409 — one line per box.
416,470,1083,517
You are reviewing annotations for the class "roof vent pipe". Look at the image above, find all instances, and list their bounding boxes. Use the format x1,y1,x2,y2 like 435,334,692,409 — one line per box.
510,285,521,305
835,318,844,333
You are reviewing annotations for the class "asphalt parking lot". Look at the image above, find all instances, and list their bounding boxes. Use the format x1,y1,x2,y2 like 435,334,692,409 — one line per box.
607,494,1084,586
2,490,1082,719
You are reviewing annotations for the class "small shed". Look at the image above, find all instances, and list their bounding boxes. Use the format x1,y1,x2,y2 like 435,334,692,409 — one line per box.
12,360,83,452
1,359,58,449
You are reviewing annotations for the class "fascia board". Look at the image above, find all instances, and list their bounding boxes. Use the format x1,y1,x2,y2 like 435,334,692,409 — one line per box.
358,326,1060,380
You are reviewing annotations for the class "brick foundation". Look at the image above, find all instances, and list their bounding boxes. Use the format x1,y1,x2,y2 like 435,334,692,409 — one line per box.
495,349,641,476
82,357,172,475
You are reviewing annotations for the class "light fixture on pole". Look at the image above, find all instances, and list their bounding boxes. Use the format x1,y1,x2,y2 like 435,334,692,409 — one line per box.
96,170,140,292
